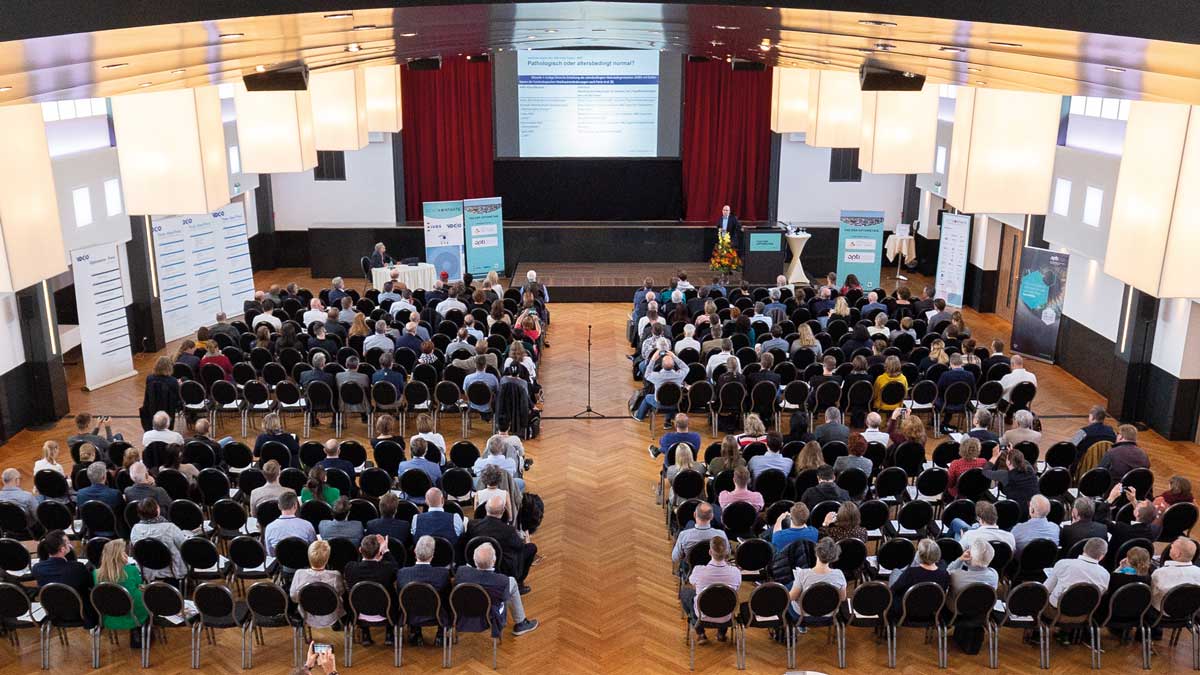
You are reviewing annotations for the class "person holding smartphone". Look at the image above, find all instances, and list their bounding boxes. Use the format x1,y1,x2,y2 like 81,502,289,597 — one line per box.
296,642,337,675
68,412,123,455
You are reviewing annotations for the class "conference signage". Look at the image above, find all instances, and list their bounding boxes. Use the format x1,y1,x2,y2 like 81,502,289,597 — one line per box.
748,232,782,252
70,242,138,390
463,197,506,276
934,212,971,307
1011,246,1070,363
422,200,466,282
836,210,886,289
151,202,255,341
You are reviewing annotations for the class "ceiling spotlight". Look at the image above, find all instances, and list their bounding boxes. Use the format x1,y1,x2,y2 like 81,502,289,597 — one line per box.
1105,66,1127,73
170,68,185,74
545,29,558,33
101,62,129,70
939,46,964,53
710,40,724,46
323,13,353,19
526,35,536,39
713,25,741,30
255,64,266,72
857,48,875,54
352,24,377,31
819,59,831,65
988,41,1022,47
859,19,898,27
399,32,417,37
138,82,152,87
218,33,244,40
345,43,361,52
759,42,772,52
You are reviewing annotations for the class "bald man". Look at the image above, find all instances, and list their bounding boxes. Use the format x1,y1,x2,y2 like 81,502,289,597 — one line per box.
716,204,740,244
453,543,539,636
463,495,538,590
410,488,464,544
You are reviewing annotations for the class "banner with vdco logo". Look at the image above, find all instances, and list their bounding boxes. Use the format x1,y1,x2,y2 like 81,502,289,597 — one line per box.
837,209,886,289
70,242,137,390
422,200,466,282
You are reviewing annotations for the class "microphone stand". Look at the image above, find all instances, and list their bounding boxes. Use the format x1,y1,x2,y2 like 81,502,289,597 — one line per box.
571,323,610,418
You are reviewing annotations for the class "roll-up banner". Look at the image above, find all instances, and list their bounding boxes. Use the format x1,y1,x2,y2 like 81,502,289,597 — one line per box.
71,242,137,390
836,210,885,289
422,200,465,282
463,197,506,276
152,201,254,341
1011,246,1070,363
934,211,971,307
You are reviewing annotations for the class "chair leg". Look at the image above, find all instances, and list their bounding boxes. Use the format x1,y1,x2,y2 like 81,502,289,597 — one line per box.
191,623,200,669
40,623,48,670
143,623,151,668
393,623,401,668
887,625,896,668
444,627,453,669
688,623,695,671
492,635,498,669
1192,623,1199,670
344,622,353,669
836,621,845,669
1040,624,1049,669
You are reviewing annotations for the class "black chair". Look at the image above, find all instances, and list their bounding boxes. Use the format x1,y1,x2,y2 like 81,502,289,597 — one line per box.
1147,584,1200,670
686,584,739,671
373,439,406,475
753,469,788,505
0,502,34,539
736,581,792,669
180,536,230,596
38,582,90,669
132,537,177,583
33,470,69,501
89,581,138,666
1039,583,1102,668
836,467,869,500
398,582,447,667
168,499,207,534
720,501,758,540
0,581,38,649
947,582,997,666
196,468,231,509
244,581,302,669
34,500,76,541
447,583,499,669
1013,538,1058,583
1095,581,1151,669
399,469,434,502
872,539,915,579
835,581,892,668
890,582,947,668
360,467,394,499
1160,502,1200,542
229,536,277,594
795,583,842,658
298,499,333,532
192,581,251,668
733,538,774,582
0,537,33,584
273,536,311,573
346,580,399,667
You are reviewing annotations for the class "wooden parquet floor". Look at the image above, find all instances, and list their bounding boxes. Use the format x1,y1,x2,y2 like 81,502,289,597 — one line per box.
3,268,1200,673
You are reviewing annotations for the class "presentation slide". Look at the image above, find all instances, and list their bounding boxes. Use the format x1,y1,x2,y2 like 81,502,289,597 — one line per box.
517,50,660,157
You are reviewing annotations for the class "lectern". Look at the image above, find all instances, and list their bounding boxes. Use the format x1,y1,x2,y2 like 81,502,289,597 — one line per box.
741,227,787,284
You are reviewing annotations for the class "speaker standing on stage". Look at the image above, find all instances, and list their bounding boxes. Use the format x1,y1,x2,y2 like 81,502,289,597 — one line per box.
369,242,393,268
717,205,740,247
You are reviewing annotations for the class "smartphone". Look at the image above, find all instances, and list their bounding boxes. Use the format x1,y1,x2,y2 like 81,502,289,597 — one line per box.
313,643,332,655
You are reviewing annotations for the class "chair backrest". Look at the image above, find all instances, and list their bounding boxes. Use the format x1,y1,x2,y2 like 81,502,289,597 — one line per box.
1054,583,1102,622
0,581,31,620
449,582,494,632
143,581,185,620
349,580,393,622
799,582,842,620
194,581,238,623
246,581,290,619
950,582,995,623
1099,581,1151,627
399,469,434,498
898,582,946,626
1001,581,1048,625
229,535,267,571
745,582,789,622
274,536,311,570
38,583,86,625
298,581,341,620
181,536,221,572
1158,584,1200,623
848,581,892,618
876,539,916,572
1160,502,1200,541
695,584,739,623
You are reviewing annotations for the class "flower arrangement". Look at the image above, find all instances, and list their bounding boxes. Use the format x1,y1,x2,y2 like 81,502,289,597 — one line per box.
709,231,742,274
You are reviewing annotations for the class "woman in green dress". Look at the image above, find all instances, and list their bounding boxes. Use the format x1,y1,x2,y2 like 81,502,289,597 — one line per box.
93,538,149,648
300,465,340,504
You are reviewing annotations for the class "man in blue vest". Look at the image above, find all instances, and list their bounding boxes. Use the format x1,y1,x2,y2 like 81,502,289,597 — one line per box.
454,543,539,637
410,488,463,545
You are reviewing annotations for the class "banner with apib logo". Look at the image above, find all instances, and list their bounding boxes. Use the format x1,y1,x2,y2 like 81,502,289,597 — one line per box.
70,242,137,390
1011,246,1070,363
422,200,466,282
837,210,886,289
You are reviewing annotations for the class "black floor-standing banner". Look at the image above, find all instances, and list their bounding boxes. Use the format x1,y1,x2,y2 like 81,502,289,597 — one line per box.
1011,246,1070,362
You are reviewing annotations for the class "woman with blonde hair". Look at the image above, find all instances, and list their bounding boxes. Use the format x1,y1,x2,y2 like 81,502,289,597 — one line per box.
707,436,746,475
348,313,371,338
872,355,908,411
35,440,65,476
830,296,851,321
93,539,149,648
791,324,823,357
122,447,142,470
665,444,705,506
794,440,824,473
371,414,398,447
409,413,447,459
920,339,949,372
736,414,768,447
289,540,345,627
253,325,272,350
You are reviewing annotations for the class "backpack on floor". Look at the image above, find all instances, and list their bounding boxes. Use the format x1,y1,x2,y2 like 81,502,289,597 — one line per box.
519,493,544,534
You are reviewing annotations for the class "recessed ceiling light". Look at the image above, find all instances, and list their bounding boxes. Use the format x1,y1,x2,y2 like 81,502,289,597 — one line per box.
219,33,244,40
324,13,353,19
352,24,376,31
0,86,11,93
544,29,558,33
875,42,896,51
713,25,741,30
988,41,1022,47
170,68,185,75
859,19,898,27
939,46,964,53
255,65,266,72
710,40,724,46
101,62,129,70
967,67,982,73
345,43,361,52
526,35,536,39
399,32,417,37
975,80,987,85
760,43,772,52
1105,66,1126,73
819,59,831,65
857,48,875,54
138,82,152,87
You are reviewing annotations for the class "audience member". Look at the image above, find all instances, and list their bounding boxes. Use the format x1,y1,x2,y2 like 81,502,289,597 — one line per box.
832,433,872,476
946,437,988,498
670,502,728,564
290,540,345,627
128,498,189,582
33,529,96,626
343,535,399,646
123,461,172,509
93,538,148,648
1000,410,1042,448
800,465,850,509
411,488,464,545
264,492,316,556
718,466,764,512
318,497,365,543
250,460,294,513
1098,424,1150,483
1070,405,1117,453
679,536,740,644
954,501,1016,550
464,495,538,587
814,407,849,446
998,355,1038,401
947,539,999,594
1059,496,1107,553
1011,495,1060,552
455,543,540,637
1044,538,1109,613
771,502,818,549
142,410,184,447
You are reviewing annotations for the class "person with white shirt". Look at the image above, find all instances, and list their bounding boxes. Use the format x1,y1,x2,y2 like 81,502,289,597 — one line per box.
362,320,396,354
705,339,739,379
472,437,523,490
376,281,402,304
252,300,282,331
34,441,67,478
388,290,417,317
861,412,891,447
1044,538,1109,611
675,272,695,292
637,302,666,338
142,411,184,447
998,355,1038,401
408,414,447,457
956,501,1016,551
435,286,468,317
1151,538,1200,614
302,298,327,327
674,324,701,354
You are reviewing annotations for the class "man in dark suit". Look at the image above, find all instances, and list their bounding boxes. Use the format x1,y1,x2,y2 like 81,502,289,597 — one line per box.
396,535,452,645
454,542,539,637
935,354,977,432
75,462,123,516
317,439,357,478
966,410,1000,444
299,353,336,428
716,204,740,248
366,493,412,550
912,286,936,317
343,535,399,646
370,353,407,391
746,352,783,396
1103,490,1157,565
464,496,538,587
32,530,96,626
1060,497,1108,554
369,242,393,269
395,322,426,354
806,355,842,407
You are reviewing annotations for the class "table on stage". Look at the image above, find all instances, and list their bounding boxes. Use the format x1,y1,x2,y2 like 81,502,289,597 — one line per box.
784,232,812,284
371,262,437,291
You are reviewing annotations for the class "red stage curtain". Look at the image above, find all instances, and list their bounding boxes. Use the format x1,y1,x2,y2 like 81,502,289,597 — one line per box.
680,60,773,222
400,57,494,221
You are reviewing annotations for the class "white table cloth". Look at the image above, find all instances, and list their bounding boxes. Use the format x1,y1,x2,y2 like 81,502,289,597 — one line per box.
371,263,438,291
884,234,916,263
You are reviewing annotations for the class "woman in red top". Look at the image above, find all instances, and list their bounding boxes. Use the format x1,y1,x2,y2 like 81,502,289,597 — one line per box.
946,437,988,498
198,339,234,382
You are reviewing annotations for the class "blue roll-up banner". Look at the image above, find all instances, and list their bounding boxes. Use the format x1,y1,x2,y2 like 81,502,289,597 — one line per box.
836,210,886,289
463,197,505,276
422,200,465,281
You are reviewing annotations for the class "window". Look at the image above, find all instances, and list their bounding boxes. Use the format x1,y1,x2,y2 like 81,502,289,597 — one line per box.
72,187,92,228
1069,96,1084,116
74,99,92,118
1083,186,1103,227
103,178,123,217
57,100,76,120
935,146,947,174
828,148,862,182
41,102,59,122
313,150,346,181
1117,99,1131,121
228,145,241,174
1100,98,1119,120
1070,95,1131,121
42,97,107,122
1052,178,1072,216
1084,97,1102,117
90,98,107,116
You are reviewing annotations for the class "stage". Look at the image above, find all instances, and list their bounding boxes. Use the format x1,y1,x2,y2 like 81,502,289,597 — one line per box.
510,262,742,302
